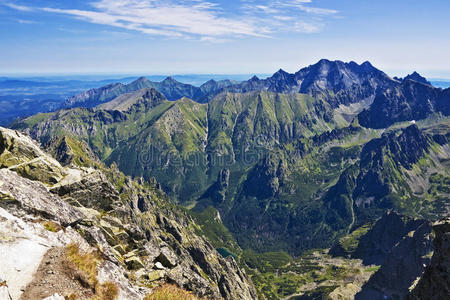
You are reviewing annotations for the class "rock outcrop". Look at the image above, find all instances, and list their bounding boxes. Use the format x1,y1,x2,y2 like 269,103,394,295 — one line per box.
355,217,433,299
330,212,436,300
402,71,431,85
407,218,450,300
0,127,256,299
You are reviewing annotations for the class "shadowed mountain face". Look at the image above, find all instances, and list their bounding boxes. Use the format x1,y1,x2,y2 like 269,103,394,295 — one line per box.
396,71,432,85
407,219,450,300
358,80,450,128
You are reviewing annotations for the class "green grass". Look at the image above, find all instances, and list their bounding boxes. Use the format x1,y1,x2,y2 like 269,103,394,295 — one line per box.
241,249,293,273
337,224,372,255
364,265,381,273
42,220,62,232
189,206,241,257
243,249,365,300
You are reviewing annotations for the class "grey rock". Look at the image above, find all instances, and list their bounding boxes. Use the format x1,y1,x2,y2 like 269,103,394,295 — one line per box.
156,247,177,268
124,256,145,270
0,169,83,226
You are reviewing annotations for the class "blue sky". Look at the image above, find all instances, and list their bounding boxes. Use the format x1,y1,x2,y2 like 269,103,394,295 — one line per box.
1,0,450,77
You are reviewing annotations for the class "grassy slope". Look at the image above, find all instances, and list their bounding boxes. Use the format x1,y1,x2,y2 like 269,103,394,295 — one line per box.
12,92,449,257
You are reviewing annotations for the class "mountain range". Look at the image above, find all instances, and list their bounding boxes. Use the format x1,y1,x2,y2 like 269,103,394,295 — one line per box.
4,59,450,299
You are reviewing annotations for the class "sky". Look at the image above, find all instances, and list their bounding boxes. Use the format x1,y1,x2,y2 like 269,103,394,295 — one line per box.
1,0,450,78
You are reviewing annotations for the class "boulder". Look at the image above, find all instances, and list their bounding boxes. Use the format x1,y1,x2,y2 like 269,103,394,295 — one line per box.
125,256,145,270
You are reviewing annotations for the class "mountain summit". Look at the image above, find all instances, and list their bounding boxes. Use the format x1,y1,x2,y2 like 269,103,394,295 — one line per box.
403,71,431,85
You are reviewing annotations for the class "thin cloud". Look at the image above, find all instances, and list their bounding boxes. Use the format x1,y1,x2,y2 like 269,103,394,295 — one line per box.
271,0,338,15
294,21,323,33
17,19,35,24
273,15,295,21
293,4,338,15
42,1,268,38
3,0,338,39
4,2,33,11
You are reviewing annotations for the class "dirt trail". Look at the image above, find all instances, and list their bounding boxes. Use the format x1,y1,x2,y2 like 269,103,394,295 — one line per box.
20,247,93,300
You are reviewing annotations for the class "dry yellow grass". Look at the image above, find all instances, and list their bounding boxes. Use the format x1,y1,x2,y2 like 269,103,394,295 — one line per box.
65,243,119,300
65,243,100,287
144,284,201,300
65,294,77,300
93,281,119,300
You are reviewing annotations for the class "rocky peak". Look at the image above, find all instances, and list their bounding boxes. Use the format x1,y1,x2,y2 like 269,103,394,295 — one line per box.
360,61,375,71
267,68,297,92
141,88,166,104
133,76,150,84
272,68,290,77
249,75,260,82
316,58,333,67
201,79,217,87
403,71,431,85
162,76,179,85
97,88,167,113
292,59,394,106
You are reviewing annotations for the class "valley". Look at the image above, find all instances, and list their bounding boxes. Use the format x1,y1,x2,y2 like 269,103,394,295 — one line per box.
2,59,449,299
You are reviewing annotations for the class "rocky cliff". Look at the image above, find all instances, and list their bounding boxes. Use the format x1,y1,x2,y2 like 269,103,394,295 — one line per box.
0,127,256,300
355,216,433,299
407,218,450,300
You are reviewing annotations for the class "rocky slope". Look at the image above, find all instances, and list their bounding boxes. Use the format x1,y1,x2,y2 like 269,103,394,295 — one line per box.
354,213,434,299
0,127,256,299
407,218,450,300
